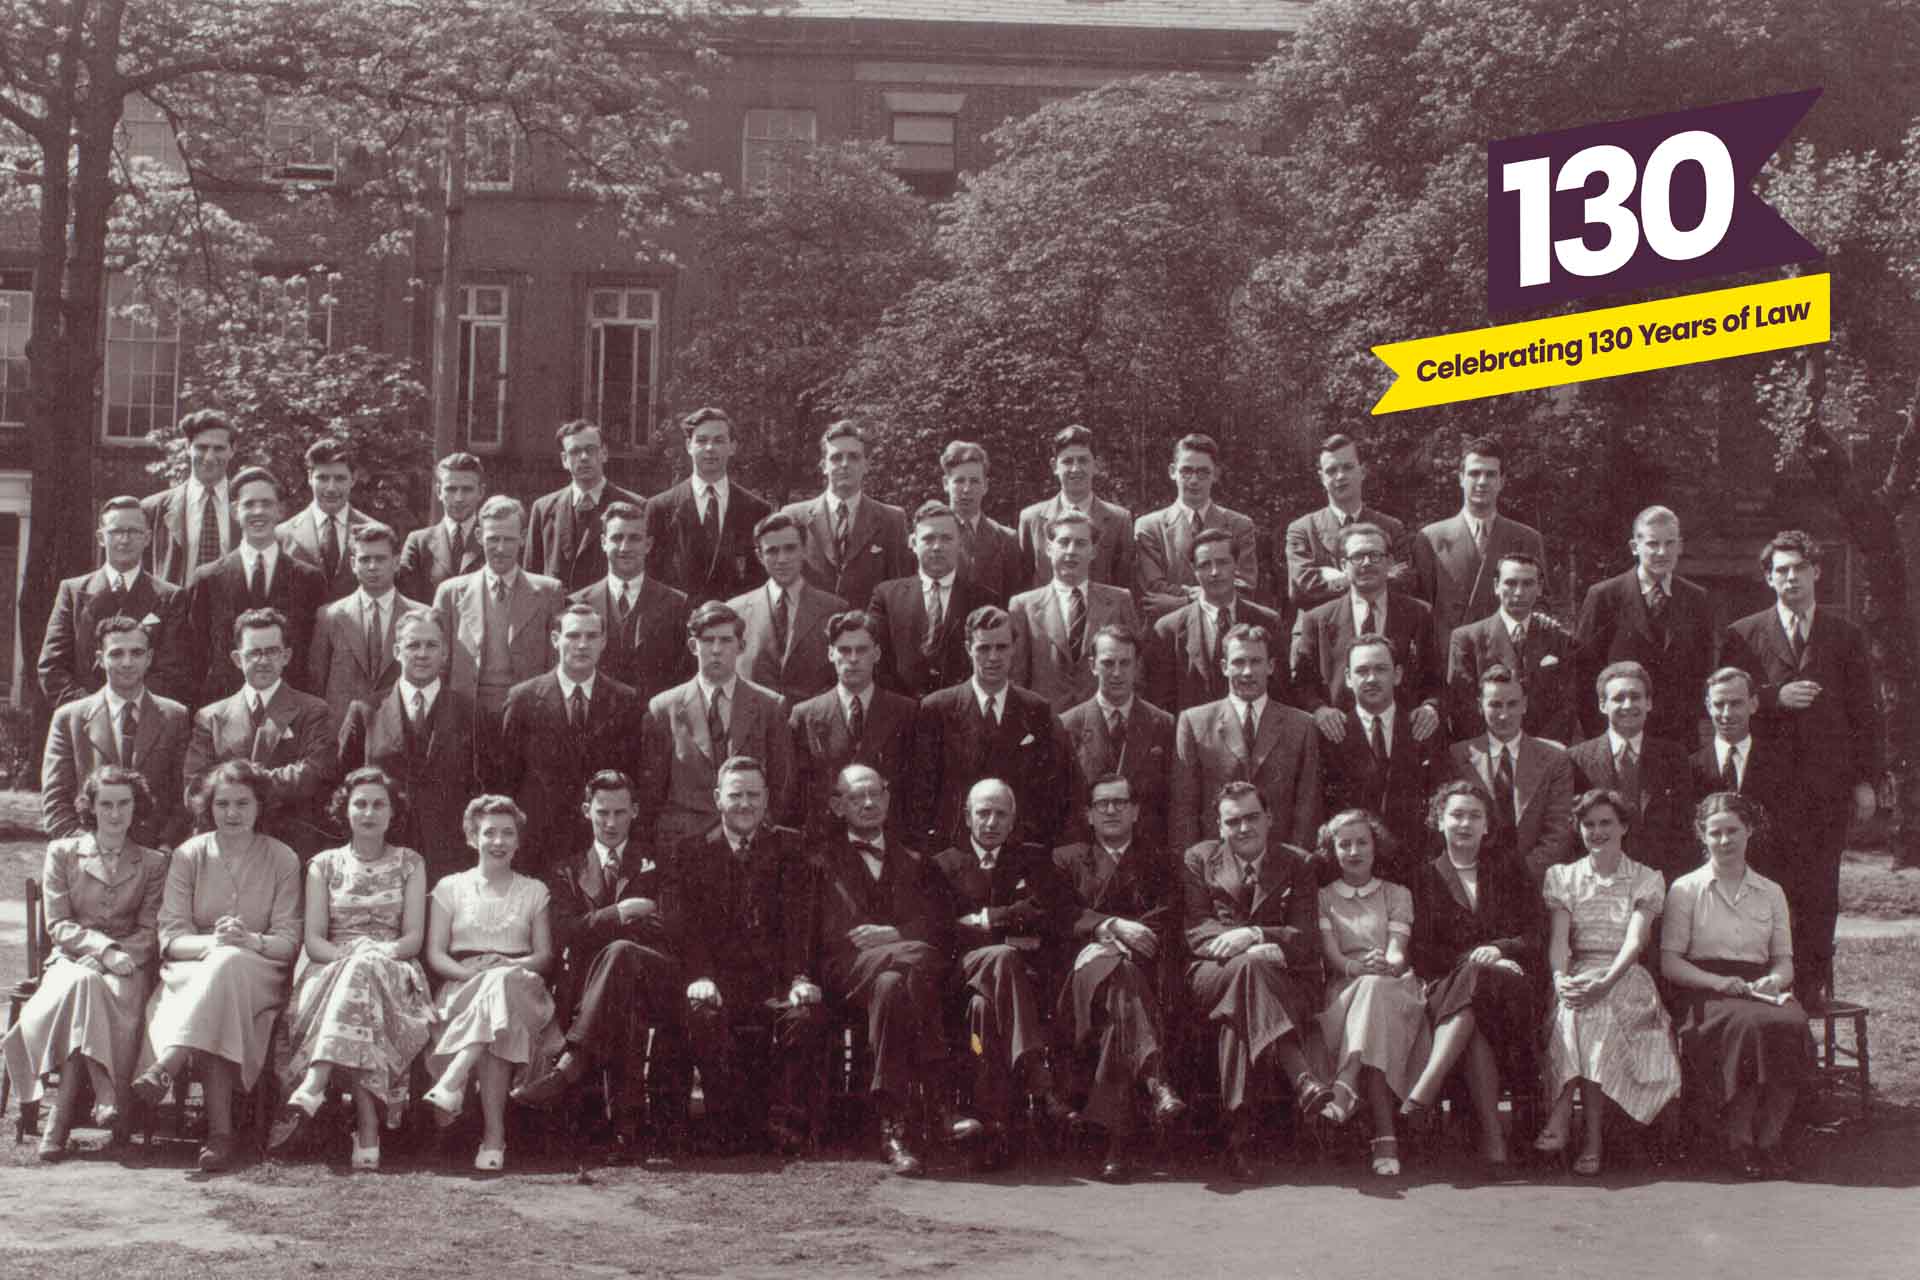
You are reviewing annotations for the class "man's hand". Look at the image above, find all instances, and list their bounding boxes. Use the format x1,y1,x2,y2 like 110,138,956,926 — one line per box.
1467,944,1504,967
1320,567,1350,593
957,909,991,930
1313,707,1347,742
687,978,721,1006
848,924,901,949
1409,705,1440,742
1198,926,1259,960
1779,679,1822,709
616,897,655,924
1109,918,1159,958
789,979,822,1006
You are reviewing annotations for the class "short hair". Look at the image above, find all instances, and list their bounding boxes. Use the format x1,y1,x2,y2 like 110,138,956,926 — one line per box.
76,764,153,834
99,495,146,525
687,600,745,640
1317,433,1358,458
350,521,399,553
1215,779,1265,813
826,609,881,647
1338,521,1389,558
681,406,733,440
1594,660,1650,700
910,499,960,531
941,440,989,474
1221,622,1272,656
966,776,1015,811
304,439,353,470
554,418,601,447
964,604,1011,640
819,419,865,454
1089,622,1139,656
1086,772,1134,805
1345,631,1400,667
1633,505,1680,536
1479,662,1521,695
1705,666,1754,698
178,408,234,445
463,794,527,838
602,499,646,526
232,607,289,648
833,762,887,796
1173,433,1219,461
230,465,280,501
752,511,801,547
1759,529,1820,573
716,755,768,788
582,769,637,804
1043,510,1097,543
1460,436,1505,466
94,613,153,652
1693,791,1767,846
1571,787,1634,833
329,765,407,831
189,759,273,828
550,602,603,636
478,494,525,526
393,607,443,640
1315,808,1391,861
1188,526,1238,564
1496,551,1542,576
1427,779,1493,830
1050,425,1094,458
436,451,484,479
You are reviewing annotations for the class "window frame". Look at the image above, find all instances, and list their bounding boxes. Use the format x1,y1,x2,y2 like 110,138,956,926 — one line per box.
457,283,510,451
120,93,185,175
0,269,30,430
99,273,182,446
467,110,516,193
264,114,339,185
741,107,818,189
582,284,661,451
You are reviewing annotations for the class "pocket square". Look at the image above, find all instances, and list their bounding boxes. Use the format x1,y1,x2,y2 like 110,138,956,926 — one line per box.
1539,654,1560,667
1019,733,1035,746
142,612,162,627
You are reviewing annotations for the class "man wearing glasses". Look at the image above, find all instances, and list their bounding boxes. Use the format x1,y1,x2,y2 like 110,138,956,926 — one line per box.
1134,433,1259,618
1290,522,1441,746
39,496,182,707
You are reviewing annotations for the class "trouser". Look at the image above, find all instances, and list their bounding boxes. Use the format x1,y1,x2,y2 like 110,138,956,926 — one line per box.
832,941,949,1108
1060,949,1163,1134
565,941,681,1115
959,944,1048,1124
685,995,829,1143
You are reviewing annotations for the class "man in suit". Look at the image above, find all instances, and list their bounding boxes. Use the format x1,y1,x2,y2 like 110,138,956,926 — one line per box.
1017,425,1134,595
1171,623,1321,852
1281,432,1412,615
1412,436,1547,652
1573,505,1715,744
1009,510,1141,711
1691,667,1800,878
140,408,237,585
42,614,191,848
307,522,422,721
1182,781,1326,1183
728,512,846,704
431,494,564,719
1722,530,1880,1003
337,607,480,881
39,496,182,707
569,500,691,705
645,406,772,604
639,601,794,850
497,604,642,871
397,451,486,603
1446,552,1577,743
1135,432,1260,617
1447,664,1573,884
1566,661,1694,880
526,420,645,592
780,420,911,613
276,439,371,602
1291,521,1442,740
909,605,1074,852
182,607,337,854
1319,634,1442,882
169,466,327,706
1051,773,1186,1182
787,610,916,837
1060,624,1174,852
1146,529,1284,715
931,778,1071,1167
940,440,1023,607
513,771,682,1154
867,501,992,700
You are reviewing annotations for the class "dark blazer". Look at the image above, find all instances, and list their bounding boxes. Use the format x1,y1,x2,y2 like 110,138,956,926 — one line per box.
1171,697,1322,852
727,580,846,704
1018,494,1135,595
1289,589,1440,718
547,841,672,1014
1054,839,1178,964
865,571,994,700
958,514,1025,608
184,682,337,851
1134,500,1260,612
431,569,565,702
497,672,642,870
338,684,482,881
1411,512,1546,651
1408,849,1543,980
1446,610,1579,744
569,575,691,706
1447,734,1574,884
639,675,795,849
1145,596,1284,715
140,482,238,586
909,681,1073,852
1181,838,1318,969
798,835,954,991
780,493,913,614
1573,570,1715,743
307,590,424,721
932,840,1069,956
1722,606,1880,800
171,548,328,705
788,685,917,834
276,506,373,601
1008,581,1141,711
1566,735,1695,880
666,823,808,1001
525,482,646,591
38,568,182,707
644,478,773,605
397,519,484,605
1688,737,1800,883
41,689,191,848
1059,695,1174,852
1280,505,1412,613
1318,706,1441,878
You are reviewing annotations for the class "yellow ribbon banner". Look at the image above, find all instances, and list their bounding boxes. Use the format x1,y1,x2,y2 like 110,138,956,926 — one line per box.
1371,273,1829,415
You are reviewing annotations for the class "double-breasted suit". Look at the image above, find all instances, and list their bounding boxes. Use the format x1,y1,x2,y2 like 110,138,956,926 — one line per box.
1171,699,1322,852
276,506,372,601
497,672,642,871
140,482,238,586
865,572,994,700
38,568,182,708
1289,590,1441,719
184,682,337,852
1565,735,1695,880
1059,696,1174,852
1280,505,1411,613
396,519,483,605
1573,570,1715,743
639,676,794,850
781,494,912,615
1447,734,1573,884
909,682,1073,853
569,575,692,706
430,569,564,712
170,549,328,705
306,590,424,720
1446,611,1578,744
1134,501,1260,612
41,689,192,848
337,684,481,880
1145,597,1284,715
526,482,645,592
787,686,917,835
728,580,847,704
644,478,772,605
1008,581,1141,712
1318,706,1442,879
1411,512,1546,652
1017,495,1134,595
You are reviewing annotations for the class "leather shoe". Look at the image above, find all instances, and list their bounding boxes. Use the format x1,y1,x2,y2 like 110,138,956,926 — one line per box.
36,1125,70,1162
510,1059,578,1109
1145,1078,1187,1127
197,1134,236,1173
934,1104,984,1144
973,1129,1013,1173
1098,1138,1132,1184
881,1123,924,1177
131,1065,172,1109
1730,1143,1767,1179
1222,1141,1259,1184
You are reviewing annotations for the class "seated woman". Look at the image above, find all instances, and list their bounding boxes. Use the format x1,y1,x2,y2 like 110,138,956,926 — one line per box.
1538,788,1681,1176
132,760,302,1173
421,795,559,1172
1662,791,1809,1179
270,766,435,1170
1400,780,1543,1168
1313,809,1431,1178
3,766,169,1159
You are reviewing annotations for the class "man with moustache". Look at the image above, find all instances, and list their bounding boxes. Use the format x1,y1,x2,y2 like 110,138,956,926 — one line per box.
526,420,644,592
397,452,487,603
1146,529,1284,715
39,497,181,707
569,500,691,706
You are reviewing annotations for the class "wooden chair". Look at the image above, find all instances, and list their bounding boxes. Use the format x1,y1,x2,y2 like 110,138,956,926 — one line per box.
1810,998,1871,1122
4,877,49,1141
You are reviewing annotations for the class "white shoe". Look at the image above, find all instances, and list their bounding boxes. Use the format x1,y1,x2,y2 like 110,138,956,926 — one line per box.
423,1082,464,1126
351,1139,381,1172
474,1145,505,1172
285,1085,326,1117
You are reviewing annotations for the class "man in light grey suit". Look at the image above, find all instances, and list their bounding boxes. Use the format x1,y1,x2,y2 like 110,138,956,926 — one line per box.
307,522,423,721
1009,510,1140,712
431,495,564,719
1134,432,1259,618
1017,425,1134,595
728,511,847,704
1280,433,1411,615
276,438,371,601
140,408,238,585
1412,436,1546,652
780,420,911,612
1446,663,1572,885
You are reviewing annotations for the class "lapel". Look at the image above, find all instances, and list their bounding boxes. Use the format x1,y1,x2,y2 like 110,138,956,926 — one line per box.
507,576,541,646
1249,701,1285,775
1486,615,1519,670
1162,503,1191,571
83,694,120,764
1250,849,1285,917
1312,508,1342,561
553,494,578,565
287,510,320,562
1435,854,1474,913
1183,603,1211,679
1512,736,1542,817
1214,699,1249,764
1034,587,1069,655
1465,739,1494,793
458,576,486,650
804,498,838,570
678,682,715,762
1084,845,1120,911
843,498,878,568
258,684,297,754
1620,575,1657,646
374,684,411,756
130,691,165,762
166,488,190,564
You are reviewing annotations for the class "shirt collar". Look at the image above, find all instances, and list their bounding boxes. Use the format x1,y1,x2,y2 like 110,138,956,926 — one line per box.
1357,703,1394,735
826,492,861,520
1461,510,1488,536
696,673,737,704
695,477,731,505
1777,600,1815,633
307,502,349,528
571,481,606,507
971,839,1003,869
972,678,1006,714
557,671,596,703
1228,692,1268,719
1486,732,1524,757
921,569,956,593
1095,693,1132,719
1327,501,1364,524
1347,587,1386,618
358,586,396,612
605,571,645,598
1497,607,1531,636
1716,735,1748,763
102,686,134,717
248,681,283,710
190,476,228,504
837,683,873,717
1177,500,1213,523
1331,877,1381,900
444,515,469,539
1608,729,1644,758
1636,567,1671,596
240,540,278,570
725,826,758,857
768,579,798,609
1050,578,1087,605
595,840,625,871
103,565,142,590
400,677,441,705
1097,840,1131,860
484,566,519,594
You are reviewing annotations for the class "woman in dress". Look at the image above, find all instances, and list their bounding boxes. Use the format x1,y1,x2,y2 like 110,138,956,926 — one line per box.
1312,809,1431,1177
1537,788,1681,1175
1400,780,1543,1168
421,795,558,1172
131,760,302,1173
1662,792,1809,1178
3,766,169,1159
269,766,435,1170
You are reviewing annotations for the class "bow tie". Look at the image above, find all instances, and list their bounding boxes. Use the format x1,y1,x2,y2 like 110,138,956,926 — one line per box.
851,838,883,856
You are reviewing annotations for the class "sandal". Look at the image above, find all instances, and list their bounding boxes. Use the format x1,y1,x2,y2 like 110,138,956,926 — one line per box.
1533,1126,1569,1154
473,1144,506,1172
268,1086,326,1151
351,1138,381,1172
1572,1151,1603,1177
1319,1081,1360,1126
423,1081,465,1127
1370,1136,1401,1176
1292,1072,1332,1116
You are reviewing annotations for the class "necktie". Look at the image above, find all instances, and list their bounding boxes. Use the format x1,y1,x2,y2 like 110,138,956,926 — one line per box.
702,489,721,558
196,489,222,569
321,517,340,582
1339,512,1353,529
923,582,944,656
616,585,633,631
1788,614,1806,664
773,590,791,658
109,573,127,605
1512,620,1528,668
709,687,729,757
492,576,507,605
1067,586,1086,658
1618,742,1641,806
1721,744,1740,791
1108,708,1128,767
833,502,850,565
1472,520,1489,556
984,692,999,728
1492,746,1516,827
249,694,267,731
569,685,587,731
574,492,597,552
1213,606,1233,672
847,692,865,746
119,700,139,767
1368,712,1387,762
959,519,975,552
411,689,427,729
366,600,384,672
248,553,267,603
1359,599,1376,636
1189,508,1203,544
1241,704,1257,751
1647,581,1671,647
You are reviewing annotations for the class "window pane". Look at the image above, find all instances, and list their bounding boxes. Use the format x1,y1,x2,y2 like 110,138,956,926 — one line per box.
584,286,658,446
102,274,179,440
0,280,29,426
893,143,956,173
892,115,955,145
590,288,621,320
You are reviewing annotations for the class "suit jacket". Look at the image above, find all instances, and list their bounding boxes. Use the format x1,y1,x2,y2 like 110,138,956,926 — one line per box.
1145,596,1285,714
1723,606,1880,800
1008,581,1141,711
932,840,1069,957
666,823,808,1001
781,494,913,614
184,683,337,851
397,519,484,605
1280,505,1412,613
1134,501,1260,612
1688,738,1800,885
1566,735,1695,881
569,575,692,706
1289,590,1440,717
866,572,994,700
525,482,645,592
1180,838,1318,970
1018,495,1135,595
1171,697,1322,852
307,590,424,721
547,841,672,1014
728,580,846,704
1446,611,1578,744
171,548,328,705
1447,734,1574,884
788,685,917,834
958,513,1025,608
431,569,564,702
337,684,480,881
38,568,182,707
41,689,191,848
644,478,773,605
277,506,372,601
798,835,954,992
1318,706,1441,878
140,482,239,586
1411,512,1547,651
497,672,643,870
1408,849,1544,980
909,681,1073,852
1060,696,1174,852
1054,839,1178,951
639,676,794,848
1573,570,1715,743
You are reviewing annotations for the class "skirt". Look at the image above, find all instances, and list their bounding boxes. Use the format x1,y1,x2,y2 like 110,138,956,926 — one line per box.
1670,957,1811,1110
2,957,150,1104
145,950,290,1088
1317,971,1432,1102
1543,956,1681,1124
428,965,560,1083
1423,953,1538,1083
285,947,436,1114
